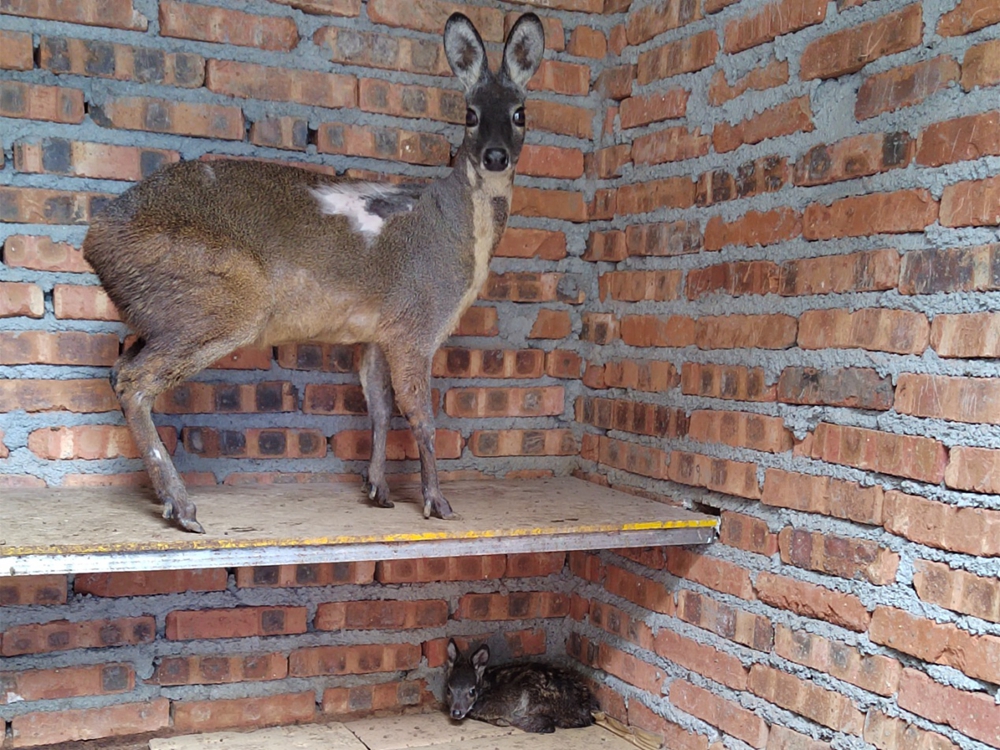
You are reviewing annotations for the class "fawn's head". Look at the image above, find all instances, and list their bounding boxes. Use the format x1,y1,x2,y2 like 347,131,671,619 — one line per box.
444,13,545,177
445,639,490,720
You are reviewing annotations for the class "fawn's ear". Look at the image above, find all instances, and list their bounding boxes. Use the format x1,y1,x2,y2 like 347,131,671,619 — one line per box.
446,639,459,667
501,13,545,91
445,13,488,92
471,644,490,678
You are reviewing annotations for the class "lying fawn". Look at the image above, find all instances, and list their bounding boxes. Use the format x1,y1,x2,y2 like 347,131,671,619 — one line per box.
445,640,598,734
82,13,545,532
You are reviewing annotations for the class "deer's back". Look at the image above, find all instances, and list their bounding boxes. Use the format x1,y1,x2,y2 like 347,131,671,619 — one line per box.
470,664,596,728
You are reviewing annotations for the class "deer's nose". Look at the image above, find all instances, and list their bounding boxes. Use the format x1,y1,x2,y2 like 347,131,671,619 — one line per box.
483,148,509,172
451,708,464,719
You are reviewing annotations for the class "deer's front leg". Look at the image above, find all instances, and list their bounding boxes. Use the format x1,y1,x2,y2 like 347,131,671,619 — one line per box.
385,348,457,520
360,344,393,508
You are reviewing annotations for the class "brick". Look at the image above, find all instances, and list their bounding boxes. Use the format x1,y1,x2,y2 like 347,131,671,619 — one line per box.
671,680,768,748
777,367,893,410
506,552,565,578
570,637,665,694
776,625,900,696
545,350,581,379
51,285,117,320
0,81,84,125
688,260,780,301
708,59,789,106
0,30,32,69
637,30,719,85
2,616,155,656
705,207,801,250
433,348,543,379
682,363,774,401
898,669,1000,748
620,88,689,128
236,562,374,587
617,176,695,214
332,429,462,461
166,606,307,640
0,576,67,606
15,139,179,180
666,548,754,598
0,379,117,413
627,702,709,750
444,387,563,418
0,282,43,318
208,60,355,109
495,228,566,261
655,629,749,690
11,699,168,747
512,186,588,222
315,599,448,631
271,0,359,15
864,710,960,750
633,126,710,165
676,590,774,651
856,57,960,120
0,0,147,29
938,0,1000,37
469,429,577,457
763,469,884,525
697,314,798,350
713,97,813,153
627,0,703,45
800,5,923,80
767,726,832,750
778,527,898,584
600,270,683,301
917,111,1000,166
719,511,777,557
780,248,900,296
0,663,133,704
0,474,45,488
2,235,90,273
586,144,632,179
531,59,591,97
626,219,703,257
724,0,826,53
589,599,654,649
317,122,449,165
755,572,870,631
93,96,243,139
277,343,359,373
527,99,593,138
152,653,286,686
592,436,671,481
182,427,326,459
945,445,1000,494
367,0,503,40
160,1,298,50
883,490,1000,555
899,245,1000,294
798,308,928,354
583,230,626,262
291,641,422,676
811,422,947,483
482,272,567,303
314,26,447,75
74,569,228,597
250,116,309,151
750,664,865,734
688,410,791,453
505,12,564,53
870,606,1000,683
941,174,1000,227
962,38,1000,90
620,315,696,348
897,373,1000,425
912,559,1000,624
456,591,570,621
581,312,620,344
669,451,761,499
322,679,434,716
28,425,176,460
519,144,584,180
39,37,204,86
172,692,315,733
795,133,914,186
156,381,297,415
376,556,506,583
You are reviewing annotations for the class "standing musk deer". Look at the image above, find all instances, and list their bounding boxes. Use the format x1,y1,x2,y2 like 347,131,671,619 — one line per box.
82,13,546,533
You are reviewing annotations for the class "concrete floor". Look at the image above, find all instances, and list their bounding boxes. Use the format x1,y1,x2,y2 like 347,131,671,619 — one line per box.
148,712,640,750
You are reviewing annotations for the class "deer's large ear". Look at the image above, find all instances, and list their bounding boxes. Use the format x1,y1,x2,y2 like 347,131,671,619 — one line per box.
471,644,490,678
501,13,545,91
446,639,459,667
445,13,487,92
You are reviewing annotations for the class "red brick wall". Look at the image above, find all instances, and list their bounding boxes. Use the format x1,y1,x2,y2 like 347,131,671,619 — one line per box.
572,0,1000,749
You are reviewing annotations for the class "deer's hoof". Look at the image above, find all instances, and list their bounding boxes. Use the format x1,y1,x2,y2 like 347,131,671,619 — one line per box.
162,497,205,533
425,497,458,520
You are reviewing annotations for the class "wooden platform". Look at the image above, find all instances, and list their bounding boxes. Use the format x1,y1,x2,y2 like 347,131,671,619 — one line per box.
148,712,645,750
0,477,717,577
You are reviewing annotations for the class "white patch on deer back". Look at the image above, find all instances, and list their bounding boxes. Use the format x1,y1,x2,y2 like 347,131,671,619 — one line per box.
311,183,412,240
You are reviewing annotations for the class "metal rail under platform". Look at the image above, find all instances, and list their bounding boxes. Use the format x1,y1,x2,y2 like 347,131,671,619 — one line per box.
0,477,718,577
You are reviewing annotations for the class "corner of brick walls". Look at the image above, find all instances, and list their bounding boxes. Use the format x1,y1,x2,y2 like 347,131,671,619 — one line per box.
570,0,1000,748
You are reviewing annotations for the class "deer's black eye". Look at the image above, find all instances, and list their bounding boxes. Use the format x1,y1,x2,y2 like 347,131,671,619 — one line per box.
469,688,476,697
512,107,525,127
466,108,479,127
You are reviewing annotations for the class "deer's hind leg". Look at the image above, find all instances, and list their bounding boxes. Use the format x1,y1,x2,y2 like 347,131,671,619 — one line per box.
360,343,393,508
112,328,260,533
382,344,456,520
